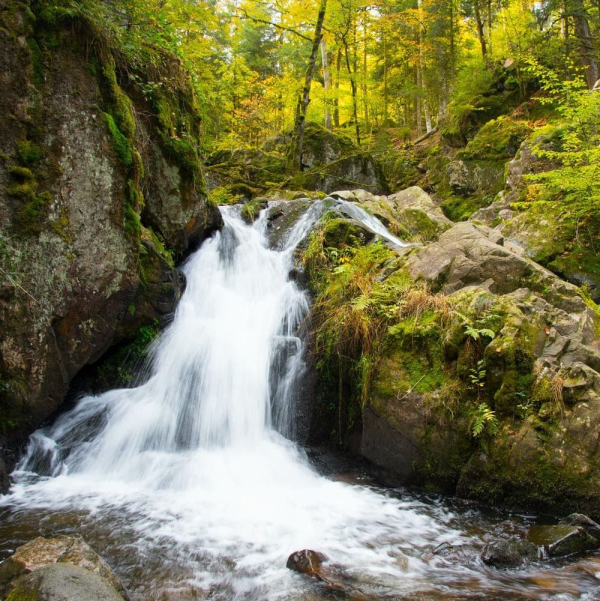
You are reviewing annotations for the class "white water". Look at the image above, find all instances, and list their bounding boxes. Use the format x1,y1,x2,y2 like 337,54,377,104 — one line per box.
3,205,475,598
333,201,410,248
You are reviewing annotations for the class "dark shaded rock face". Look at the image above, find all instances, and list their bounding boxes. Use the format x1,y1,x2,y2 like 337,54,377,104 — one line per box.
293,125,389,195
0,0,220,479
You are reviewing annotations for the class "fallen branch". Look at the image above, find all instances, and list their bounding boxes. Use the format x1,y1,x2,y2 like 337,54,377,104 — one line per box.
412,127,438,145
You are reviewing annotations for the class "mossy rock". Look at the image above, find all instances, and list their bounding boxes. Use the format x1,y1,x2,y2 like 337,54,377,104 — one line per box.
459,117,533,161
322,218,374,248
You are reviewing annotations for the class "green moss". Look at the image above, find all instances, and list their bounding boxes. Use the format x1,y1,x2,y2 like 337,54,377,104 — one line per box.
27,36,44,86
7,180,35,199
99,55,135,139
9,166,34,181
152,90,202,173
92,319,161,388
459,117,533,161
6,586,38,601
123,203,141,238
441,195,491,222
208,186,244,206
397,208,442,242
16,140,44,165
322,219,371,248
103,112,132,167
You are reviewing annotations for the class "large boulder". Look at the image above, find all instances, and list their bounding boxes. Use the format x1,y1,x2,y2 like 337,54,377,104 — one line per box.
331,186,452,243
528,524,599,558
445,159,505,199
357,220,600,515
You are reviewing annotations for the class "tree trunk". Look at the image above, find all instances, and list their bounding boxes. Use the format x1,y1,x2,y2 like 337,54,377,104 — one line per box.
474,0,488,61
320,38,332,130
416,65,422,136
334,47,341,128
362,13,370,129
486,0,493,55
343,36,361,146
417,0,432,133
571,0,599,88
383,33,388,123
287,0,328,173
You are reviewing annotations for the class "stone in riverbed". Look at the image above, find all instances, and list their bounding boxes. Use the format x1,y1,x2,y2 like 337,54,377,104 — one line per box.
480,538,539,568
286,549,349,593
286,549,328,578
0,536,128,599
6,563,125,601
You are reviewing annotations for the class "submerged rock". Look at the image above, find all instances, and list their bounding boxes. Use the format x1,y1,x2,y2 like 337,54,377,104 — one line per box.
481,538,539,568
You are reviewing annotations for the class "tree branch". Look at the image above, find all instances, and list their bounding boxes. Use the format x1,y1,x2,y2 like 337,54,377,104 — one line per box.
236,8,313,42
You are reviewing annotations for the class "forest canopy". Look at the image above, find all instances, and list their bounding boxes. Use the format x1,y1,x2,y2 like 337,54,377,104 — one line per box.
93,0,600,150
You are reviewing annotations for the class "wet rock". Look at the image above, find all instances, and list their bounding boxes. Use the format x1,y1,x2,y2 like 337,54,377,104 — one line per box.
560,513,600,539
286,549,328,578
264,199,312,249
337,186,452,243
322,218,375,249
481,538,539,568
529,524,600,558
141,120,222,255
0,458,10,494
286,550,349,593
385,186,452,241
0,536,128,599
330,190,358,202
422,542,479,566
7,563,125,601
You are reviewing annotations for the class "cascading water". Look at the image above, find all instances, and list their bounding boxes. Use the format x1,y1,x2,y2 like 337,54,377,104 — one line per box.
2,201,600,600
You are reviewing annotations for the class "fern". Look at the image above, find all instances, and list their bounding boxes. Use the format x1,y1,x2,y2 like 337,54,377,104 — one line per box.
470,403,498,438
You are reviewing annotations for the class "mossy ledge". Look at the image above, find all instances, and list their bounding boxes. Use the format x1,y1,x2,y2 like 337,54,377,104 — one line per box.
303,209,600,518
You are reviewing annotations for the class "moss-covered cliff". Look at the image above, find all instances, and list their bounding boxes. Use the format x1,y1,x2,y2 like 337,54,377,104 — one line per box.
0,0,221,479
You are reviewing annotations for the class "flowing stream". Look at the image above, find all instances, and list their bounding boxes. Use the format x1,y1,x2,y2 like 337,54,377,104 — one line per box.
1,203,600,599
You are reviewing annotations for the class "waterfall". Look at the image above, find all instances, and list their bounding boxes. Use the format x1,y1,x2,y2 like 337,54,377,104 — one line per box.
4,202,461,599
